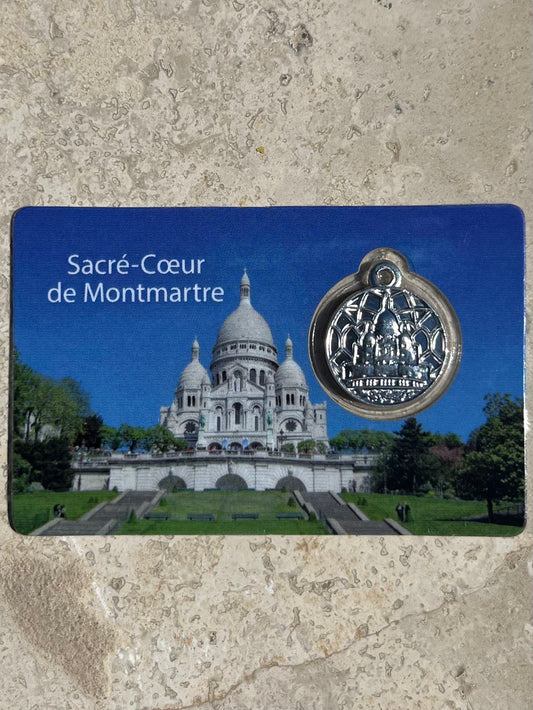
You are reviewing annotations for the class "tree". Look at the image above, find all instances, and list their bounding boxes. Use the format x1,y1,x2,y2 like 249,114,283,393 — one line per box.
43,377,90,441
15,437,74,491
384,418,433,493
53,377,91,440
315,441,328,454
11,452,32,494
118,424,146,453
12,350,42,440
101,425,122,452
297,439,316,454
330,429,394,453
12,353,94,493
142,425,184,453
74,414,105,450
427,433,464,494
58,377,91,418
456,394,524,521
173,437,189,452
12,355,59,441
13,353,91,444
428,432,463,449
329,433,349,450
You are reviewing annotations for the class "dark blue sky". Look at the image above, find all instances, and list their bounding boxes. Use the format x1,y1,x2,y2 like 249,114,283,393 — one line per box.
13,205,524,442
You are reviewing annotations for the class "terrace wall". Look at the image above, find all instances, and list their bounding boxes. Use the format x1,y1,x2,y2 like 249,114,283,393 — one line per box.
75,452,376,493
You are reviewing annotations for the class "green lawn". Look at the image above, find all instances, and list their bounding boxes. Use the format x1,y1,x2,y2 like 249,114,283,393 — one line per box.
117,490,328,535
10,488,523,537
117,518,327,535
154,490,300,520
10,490,119,535
341,492,524,536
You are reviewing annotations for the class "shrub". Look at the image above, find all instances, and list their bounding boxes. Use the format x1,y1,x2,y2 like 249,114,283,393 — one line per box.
12,475,30,495
287,497,296,507
297,440,316,454
13,452,32,480
308,512,317,522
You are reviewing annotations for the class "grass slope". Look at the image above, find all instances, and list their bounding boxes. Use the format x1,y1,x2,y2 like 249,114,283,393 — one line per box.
11,490,119,535
118,490,328,535
155,490,299,520
11,488,521,537
117,519,327,535
341,492,523,536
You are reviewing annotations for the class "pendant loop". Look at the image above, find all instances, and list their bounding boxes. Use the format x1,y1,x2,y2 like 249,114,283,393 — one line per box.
308,248,462,420
369,260,402,288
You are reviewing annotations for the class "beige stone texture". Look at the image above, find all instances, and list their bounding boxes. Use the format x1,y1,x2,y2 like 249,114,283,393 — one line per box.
0,1,531,708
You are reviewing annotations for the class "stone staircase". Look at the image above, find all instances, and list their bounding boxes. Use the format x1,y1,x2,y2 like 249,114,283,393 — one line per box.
298,491,410,535
32,490,162,536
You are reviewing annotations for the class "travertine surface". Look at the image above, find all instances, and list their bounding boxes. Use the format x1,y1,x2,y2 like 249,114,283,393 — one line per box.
0,1,531,708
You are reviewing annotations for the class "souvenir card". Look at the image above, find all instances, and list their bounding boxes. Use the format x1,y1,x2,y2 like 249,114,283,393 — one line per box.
10,205,525,537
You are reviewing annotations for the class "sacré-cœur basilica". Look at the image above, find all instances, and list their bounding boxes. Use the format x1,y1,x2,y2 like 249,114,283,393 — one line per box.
159,270,328,454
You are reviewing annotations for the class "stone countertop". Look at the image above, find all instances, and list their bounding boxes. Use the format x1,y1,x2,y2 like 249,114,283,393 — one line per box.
0,1,531,708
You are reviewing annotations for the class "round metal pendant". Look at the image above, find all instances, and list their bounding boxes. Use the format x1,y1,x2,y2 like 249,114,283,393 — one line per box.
308,248,462,420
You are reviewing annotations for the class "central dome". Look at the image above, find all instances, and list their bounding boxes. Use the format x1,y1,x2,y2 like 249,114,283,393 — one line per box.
375,308,400,337
214,270,276,349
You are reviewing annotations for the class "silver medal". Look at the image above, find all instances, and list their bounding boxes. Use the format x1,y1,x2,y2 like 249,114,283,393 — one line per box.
308,248,462,420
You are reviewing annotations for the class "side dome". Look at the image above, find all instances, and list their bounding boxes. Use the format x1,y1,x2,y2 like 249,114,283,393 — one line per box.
178,339,209,389
214,270,276,349
275,336,307,388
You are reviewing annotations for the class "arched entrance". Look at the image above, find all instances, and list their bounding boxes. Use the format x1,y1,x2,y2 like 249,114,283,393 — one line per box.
216,474,248,491
158,474,187,492
275,475,307,492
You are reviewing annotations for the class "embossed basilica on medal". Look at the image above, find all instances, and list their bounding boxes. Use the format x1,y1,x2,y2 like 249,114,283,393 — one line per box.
326,287,446,407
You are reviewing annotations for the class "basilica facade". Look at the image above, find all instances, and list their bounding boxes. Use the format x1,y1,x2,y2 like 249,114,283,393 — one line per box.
159,271,328,451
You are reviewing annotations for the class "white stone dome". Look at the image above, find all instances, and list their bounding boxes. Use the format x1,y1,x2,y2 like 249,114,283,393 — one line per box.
216,303,274,346
275,336,307,388
214,270,276,349
178,339,209,389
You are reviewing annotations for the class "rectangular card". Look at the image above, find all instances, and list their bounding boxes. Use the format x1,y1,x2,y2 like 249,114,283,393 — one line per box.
10,205,525,536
